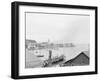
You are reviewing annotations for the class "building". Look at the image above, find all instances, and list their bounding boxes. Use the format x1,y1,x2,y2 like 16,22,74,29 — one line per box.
25,39,37,49
64,43,75,47
61,51,89,66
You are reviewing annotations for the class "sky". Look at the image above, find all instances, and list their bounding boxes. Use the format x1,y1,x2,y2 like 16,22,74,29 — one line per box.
26,12,90,44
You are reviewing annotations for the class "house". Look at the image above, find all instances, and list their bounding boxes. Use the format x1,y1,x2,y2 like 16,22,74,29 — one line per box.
61,51,89,66
25,39,37,49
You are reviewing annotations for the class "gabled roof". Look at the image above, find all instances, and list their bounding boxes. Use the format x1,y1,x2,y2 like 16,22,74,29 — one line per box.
64,51,89,64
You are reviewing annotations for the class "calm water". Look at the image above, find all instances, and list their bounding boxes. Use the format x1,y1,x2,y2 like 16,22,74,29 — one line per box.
31,44,89,61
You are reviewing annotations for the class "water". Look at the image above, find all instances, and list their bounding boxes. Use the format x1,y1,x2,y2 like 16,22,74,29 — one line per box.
32,44,89,61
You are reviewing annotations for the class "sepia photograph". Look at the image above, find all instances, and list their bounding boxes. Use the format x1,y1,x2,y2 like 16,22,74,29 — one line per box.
25,12,90,68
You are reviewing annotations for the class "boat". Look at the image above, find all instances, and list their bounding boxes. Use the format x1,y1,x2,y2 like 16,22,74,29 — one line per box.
37,55,44,57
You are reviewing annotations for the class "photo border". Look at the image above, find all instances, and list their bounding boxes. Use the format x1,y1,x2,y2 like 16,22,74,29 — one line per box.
11,1,98,79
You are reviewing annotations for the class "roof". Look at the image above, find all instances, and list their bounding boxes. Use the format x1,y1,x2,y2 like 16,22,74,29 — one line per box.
26,39,37,43
64,51,89,64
